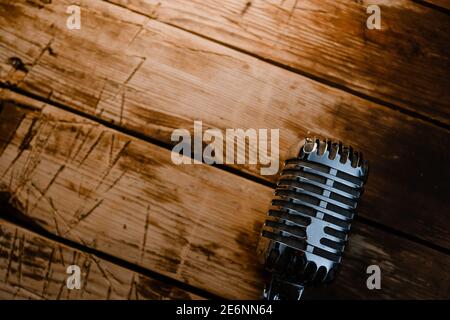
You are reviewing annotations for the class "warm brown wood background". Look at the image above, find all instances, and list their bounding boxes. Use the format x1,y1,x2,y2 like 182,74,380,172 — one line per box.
0,0,449,299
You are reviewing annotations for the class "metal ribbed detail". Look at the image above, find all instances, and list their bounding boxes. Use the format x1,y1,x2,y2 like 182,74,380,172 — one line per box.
258,138,369,300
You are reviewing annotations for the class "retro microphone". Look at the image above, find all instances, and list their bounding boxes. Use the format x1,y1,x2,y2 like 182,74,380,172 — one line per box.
257,137,369,299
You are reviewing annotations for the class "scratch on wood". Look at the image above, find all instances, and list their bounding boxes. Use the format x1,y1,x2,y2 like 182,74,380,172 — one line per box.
163,38,239,58
12,286,44,300
41,247,55,297
30,164,65,213
241,1,252,15
71,250,79,267
290,0,299,18
78,198,104,222
80,257,92,299
90,255,117,294
106,283,112,300
77,176,84,199
16,37,54,88
264,0,290,14
64,199,104,235
127,273,135,300
8,168,14,191
127,26,145,47
67,125,83,161
134,281,139,300
124,57,146,85
71,124,96,162
30,184,70,234
175,201,208,278
94,140,130,192
111,140,131,169
58,245,65,266
16,235,25,287
13,156,41,198
4,228,18,284
25,187,30,215
56,280,65,300
220,16,263,41
15,119,53,188
120,91,125,125
13,120,55,194
48,197,62,236
140,205,151,263
94,80,107,114
1,117,40,179
36,38,54,65
78,130,105,168
104,170,126,193
109,134,115,167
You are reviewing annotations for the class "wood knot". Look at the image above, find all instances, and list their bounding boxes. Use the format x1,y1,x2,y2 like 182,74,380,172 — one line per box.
7,57,28,73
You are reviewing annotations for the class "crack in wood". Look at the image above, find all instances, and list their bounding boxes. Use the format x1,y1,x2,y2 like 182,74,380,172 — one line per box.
140,205,151,264
41,246,55,297
4,228,18,284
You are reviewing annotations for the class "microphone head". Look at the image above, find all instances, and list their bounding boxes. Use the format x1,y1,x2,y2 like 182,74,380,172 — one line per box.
257,137,369,300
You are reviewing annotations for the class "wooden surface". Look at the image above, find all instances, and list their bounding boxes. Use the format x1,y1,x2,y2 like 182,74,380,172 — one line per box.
0,219,201,300
106,0,450,125
0,91,449,299
0,0,449,300
1,0,449,250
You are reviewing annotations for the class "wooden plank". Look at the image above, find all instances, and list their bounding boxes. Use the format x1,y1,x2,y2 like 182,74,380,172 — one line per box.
1,0,449,249
0,90,449,299
0,219,202,300
105,0,450,125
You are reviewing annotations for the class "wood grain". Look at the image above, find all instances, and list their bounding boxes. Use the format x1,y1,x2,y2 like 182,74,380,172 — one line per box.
105,0,450,125
0,90,449,299
422,0,450,11
1,0,449,249
0,219,201,300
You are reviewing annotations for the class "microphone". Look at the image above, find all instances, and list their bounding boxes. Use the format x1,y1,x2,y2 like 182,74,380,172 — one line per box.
257,137,369,300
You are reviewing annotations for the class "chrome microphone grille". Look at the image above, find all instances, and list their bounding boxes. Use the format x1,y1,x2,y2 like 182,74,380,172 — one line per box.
257,137,369,300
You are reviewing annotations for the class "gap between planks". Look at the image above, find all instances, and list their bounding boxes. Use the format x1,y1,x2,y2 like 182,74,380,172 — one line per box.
415,0,450,14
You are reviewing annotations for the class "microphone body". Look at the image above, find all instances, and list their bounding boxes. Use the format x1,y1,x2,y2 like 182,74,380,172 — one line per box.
257,138,369,300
